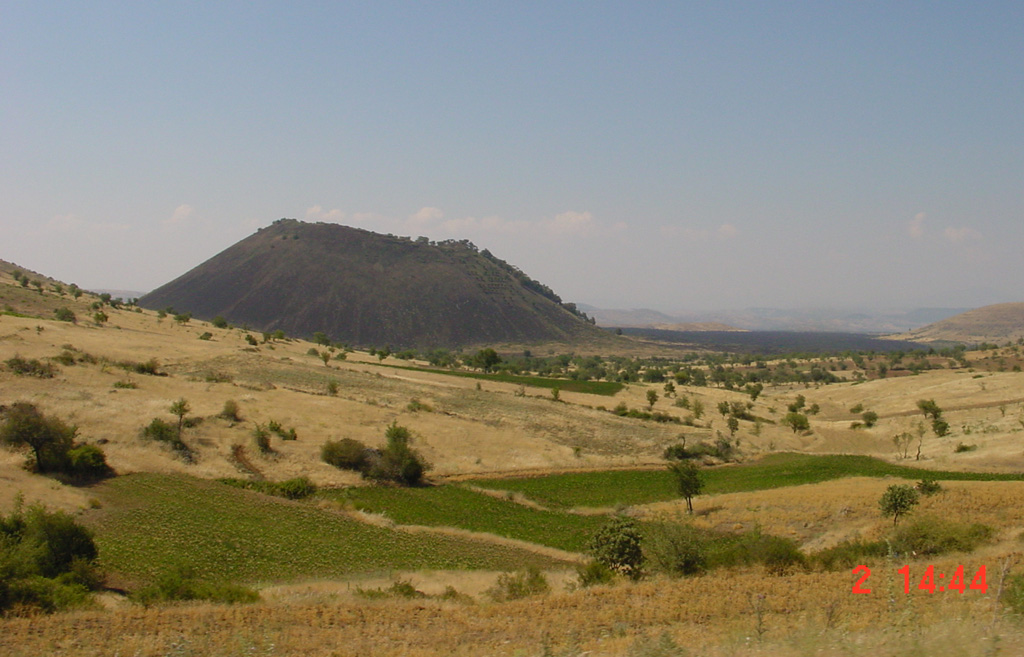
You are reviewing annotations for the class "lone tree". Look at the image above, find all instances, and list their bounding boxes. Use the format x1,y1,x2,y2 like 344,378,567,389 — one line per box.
1,403,76,473
669,460,703,514
782,411,810,433
879,484,919,527
916,399,943,420
169,398,191,441
646,389,659,409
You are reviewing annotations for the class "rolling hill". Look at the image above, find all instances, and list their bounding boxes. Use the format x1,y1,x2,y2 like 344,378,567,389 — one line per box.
894,302,1024,345
139,219,606,348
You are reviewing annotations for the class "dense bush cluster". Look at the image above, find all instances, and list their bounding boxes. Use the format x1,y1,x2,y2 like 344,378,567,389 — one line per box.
0,500,104,614
321,423,429,486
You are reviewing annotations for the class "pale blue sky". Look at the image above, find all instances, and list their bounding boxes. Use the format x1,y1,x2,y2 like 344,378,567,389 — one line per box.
2,2,1022,312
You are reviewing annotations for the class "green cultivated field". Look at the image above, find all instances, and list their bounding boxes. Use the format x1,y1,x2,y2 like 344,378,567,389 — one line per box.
329,485,607,552
84,473,567,585
470,453,1024,509
375,362,624,396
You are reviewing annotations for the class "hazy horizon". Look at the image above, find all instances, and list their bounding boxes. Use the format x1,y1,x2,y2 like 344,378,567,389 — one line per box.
3,4,1022,314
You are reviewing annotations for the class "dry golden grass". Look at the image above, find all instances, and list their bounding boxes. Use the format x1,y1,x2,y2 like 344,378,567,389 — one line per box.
2,562,1023,656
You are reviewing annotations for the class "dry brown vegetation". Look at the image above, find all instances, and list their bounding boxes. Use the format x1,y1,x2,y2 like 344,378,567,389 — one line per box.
3,264,1024,655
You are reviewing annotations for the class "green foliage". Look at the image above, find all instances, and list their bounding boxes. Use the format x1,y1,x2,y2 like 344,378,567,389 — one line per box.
326,378,339,395
0,501,103,614
890,516,993,556
668,460,703,514
66,444,113,480
173,312,192,324
625,632,688,657
321,438,369,471
53,307,76,323
879,484,919,526
861,410,879,427
198,331,213,340
93,311,108,325
849,403,864,414
120,358,162,375
917,398,943,419
575,560,615,587
1002,573,1024,615
706,530,806,575
932,418,950,437
0,402,77,474
252,425,272,453
211,316,229,329
5,355,57,378
916,478,942,496
470,348,502,372
643,521,706,576
955,442,977,452
112,380,137,389
782,411,810,433
487,566,549,601
362,423,429,486
218,477,317,500
132,563,259,606
245,334,259,346
588,516,644,580
141,418,177,443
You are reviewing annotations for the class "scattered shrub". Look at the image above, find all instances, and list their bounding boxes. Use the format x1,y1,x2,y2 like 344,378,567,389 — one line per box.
132,563,258,606
211,316,229,329
321,438,369,471
53,307,77,323
65,444,113,480
112,380,137,389
644,521,706,577
219,477,317,500
198,332,213,341
219,400,241,422
5,355,57,378
406,398,433,412
575,560,615,588
916,478,942,496
954,442,977,453
890,516,994,556
487,567,549,601
252,425,272,454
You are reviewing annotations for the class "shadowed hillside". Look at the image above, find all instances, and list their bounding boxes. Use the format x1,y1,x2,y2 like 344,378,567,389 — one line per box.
140,219,605,348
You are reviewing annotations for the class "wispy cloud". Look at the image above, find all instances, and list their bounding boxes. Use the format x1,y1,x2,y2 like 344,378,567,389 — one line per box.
163,204,195,229
943,226,982,243
717,223,739,239
908,212,926,238
305,205,346,223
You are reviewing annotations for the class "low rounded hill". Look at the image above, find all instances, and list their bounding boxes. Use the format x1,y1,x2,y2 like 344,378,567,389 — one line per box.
139,219,604,349
895,302,1024,345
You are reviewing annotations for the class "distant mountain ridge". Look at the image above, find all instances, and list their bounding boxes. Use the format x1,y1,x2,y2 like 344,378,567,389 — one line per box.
894,302,1024,345
139,219,605,349
580,304,970,334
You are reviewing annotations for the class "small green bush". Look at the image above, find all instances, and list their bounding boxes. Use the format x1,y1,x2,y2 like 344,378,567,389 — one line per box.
65,444,113,480
916,478,942,496
487,567,549,601
112,380,137,389
132,563,259,606
890,516,994,556
575,560,615,587
321,438,369,471
955,442,977,453
644,521,706,577
53,307,76,323
211,316,229,329
252,426,272,454
198,332,213,341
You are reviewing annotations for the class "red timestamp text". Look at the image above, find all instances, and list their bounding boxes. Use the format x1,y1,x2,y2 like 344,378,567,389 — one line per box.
852,564,987,594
